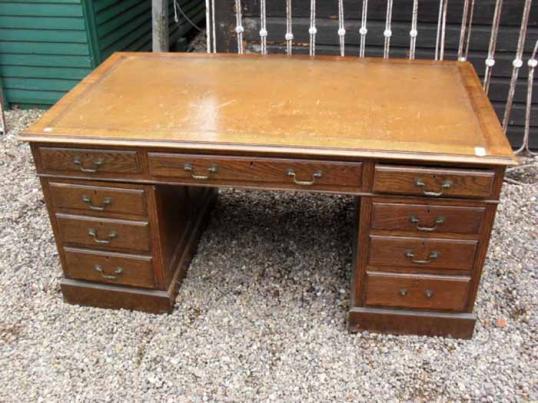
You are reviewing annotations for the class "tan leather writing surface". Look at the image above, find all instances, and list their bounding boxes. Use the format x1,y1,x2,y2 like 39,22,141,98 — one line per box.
22,53,515,165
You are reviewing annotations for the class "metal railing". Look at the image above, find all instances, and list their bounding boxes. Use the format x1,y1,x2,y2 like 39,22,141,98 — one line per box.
205,0,536,156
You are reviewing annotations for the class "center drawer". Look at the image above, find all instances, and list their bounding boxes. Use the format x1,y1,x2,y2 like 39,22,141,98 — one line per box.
55,213,151,253
368,235,478,271
148,153,363,192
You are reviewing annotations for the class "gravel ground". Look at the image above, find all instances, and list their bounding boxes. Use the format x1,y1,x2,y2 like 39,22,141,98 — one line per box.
0,109,536,402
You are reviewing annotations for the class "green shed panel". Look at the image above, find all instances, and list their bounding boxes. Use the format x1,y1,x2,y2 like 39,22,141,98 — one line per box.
0,0,204,108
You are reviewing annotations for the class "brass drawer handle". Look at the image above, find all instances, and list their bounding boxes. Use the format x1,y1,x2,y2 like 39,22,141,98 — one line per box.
94,264,123,280
82,195,112,211
399,288,408,296
287,169,322,186
88,228,117,244
404,250,440,264
414,178,453,197
73,156,104,173
183,163,218,180
409,215,446,232
424,288,434,299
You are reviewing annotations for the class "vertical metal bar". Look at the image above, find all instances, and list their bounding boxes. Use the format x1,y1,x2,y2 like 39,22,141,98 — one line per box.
434,0,447,60
463,0,475,60
211,0,216,52
338,0,346,57
383,0,393,59
483,0,503,94
434,0,443,60
502,0,533,131
152,0,169,51
286,0,293,55
409,0,419,60
439,0,448,60
235,0,244,54
515,40,538,155
359,0,368,58
309,0,317,56
260,0,267,55
457,0,470,61
205,0,211,52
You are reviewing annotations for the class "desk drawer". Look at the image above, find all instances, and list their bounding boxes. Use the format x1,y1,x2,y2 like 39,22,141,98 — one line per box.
63,247,154,288
368,235,478,271
56,214,151,253
148,153,363,192
38,147,142,176
365,272,470,311
371,201,486,235
49,182,147,217
373,165,495,199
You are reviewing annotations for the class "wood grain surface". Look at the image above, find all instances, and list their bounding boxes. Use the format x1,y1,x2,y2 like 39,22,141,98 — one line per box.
49,181,147,217
373,165,496,198
364,272,471,311
63,247,155,289
368,235,478,271
55,213,151,253
370,201,486,235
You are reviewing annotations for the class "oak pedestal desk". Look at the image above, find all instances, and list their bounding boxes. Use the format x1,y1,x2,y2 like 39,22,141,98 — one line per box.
20,53,516,339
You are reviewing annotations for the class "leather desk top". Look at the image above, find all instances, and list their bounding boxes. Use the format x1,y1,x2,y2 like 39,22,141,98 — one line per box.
20,52,515,166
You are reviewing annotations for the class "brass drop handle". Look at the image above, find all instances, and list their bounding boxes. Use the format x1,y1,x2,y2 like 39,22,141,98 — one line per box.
399,288,408,297
183,163,218,180
409,215,446,232
82,195,112,211
424,289,434,299
94,264,123,280
88,228,117,244
414,178,453,197
404,250,440,264
73,156,104,173
287,169,322,186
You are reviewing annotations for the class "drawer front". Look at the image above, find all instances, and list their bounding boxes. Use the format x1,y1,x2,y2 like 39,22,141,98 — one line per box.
368,235,478,271
148,153,363,192
371,201,486,235
49,182,147,217
365,272,470,311
373,165,495,199
38,147,142,176
63,247,154,288
56,214,151,252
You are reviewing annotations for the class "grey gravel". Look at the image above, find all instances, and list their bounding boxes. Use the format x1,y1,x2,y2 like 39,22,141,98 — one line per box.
0,109,536,402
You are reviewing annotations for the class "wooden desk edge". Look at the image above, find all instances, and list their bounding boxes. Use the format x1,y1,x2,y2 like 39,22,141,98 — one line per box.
17,134,518,166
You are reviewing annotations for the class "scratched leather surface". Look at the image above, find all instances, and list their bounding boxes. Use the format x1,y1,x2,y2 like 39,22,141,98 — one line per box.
23,53,514,161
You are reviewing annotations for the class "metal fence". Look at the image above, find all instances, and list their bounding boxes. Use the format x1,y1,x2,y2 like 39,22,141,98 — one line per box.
205,0,537,156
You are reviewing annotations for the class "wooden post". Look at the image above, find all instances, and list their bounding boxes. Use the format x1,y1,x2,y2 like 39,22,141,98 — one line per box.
152,0,169,52
0,79,6,135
